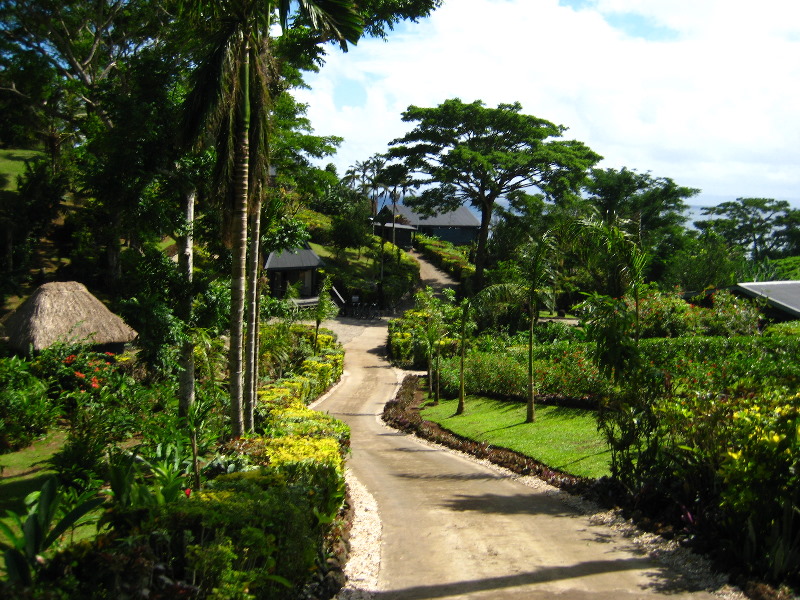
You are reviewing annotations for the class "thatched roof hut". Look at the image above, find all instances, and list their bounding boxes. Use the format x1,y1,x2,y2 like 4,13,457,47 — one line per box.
2,281,137,354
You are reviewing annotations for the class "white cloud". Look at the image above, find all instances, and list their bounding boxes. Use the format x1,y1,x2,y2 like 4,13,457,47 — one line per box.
294,0,800,205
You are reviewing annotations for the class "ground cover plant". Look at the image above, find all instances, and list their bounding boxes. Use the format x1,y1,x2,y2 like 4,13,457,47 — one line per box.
0,150,42,191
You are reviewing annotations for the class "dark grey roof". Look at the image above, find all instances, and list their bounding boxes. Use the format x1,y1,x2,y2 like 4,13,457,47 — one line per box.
734,281,800,318
373,221,416,231
394,204,480,228
265,246,323,271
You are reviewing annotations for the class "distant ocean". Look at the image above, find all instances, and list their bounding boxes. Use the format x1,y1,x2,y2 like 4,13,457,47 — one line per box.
464,202,715,229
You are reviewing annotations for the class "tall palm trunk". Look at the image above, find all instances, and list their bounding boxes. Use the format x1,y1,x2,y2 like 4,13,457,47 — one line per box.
229,47,250,439
243,190,262,432
178,188,196,418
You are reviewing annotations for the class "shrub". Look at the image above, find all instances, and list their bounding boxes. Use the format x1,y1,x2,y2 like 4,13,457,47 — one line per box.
438,342,609,405
414,234,475,282
0,356,58,452
697,289,760,336
597,334,800,584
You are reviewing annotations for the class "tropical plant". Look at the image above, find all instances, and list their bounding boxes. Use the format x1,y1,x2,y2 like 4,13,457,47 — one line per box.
0,478,104,586
310,275,340,352
477,231,554,422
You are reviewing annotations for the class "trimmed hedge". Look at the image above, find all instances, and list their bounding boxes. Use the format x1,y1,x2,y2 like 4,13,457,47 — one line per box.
414,234,475,282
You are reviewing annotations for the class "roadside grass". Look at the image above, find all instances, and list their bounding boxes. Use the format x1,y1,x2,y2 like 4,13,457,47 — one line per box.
420,396,611,479
0,148,42,190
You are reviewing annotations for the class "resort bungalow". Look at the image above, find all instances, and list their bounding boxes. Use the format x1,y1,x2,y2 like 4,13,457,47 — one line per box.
2,281,137,355
373,207,416,250
733,280,800,321
264,244,324,305
394,204,480,246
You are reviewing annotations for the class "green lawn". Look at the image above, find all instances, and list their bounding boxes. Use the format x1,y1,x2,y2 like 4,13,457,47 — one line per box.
420,397,611,479
0,148,42,190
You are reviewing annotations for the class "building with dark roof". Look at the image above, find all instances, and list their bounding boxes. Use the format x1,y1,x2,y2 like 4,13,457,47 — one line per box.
734,280,800,320
394,204,480,246
264,244,324,300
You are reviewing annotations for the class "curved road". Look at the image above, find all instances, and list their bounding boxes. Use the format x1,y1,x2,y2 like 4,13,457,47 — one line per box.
315,319,727,600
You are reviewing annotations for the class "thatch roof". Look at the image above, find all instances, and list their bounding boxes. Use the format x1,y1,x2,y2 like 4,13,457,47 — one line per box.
3,281,137,353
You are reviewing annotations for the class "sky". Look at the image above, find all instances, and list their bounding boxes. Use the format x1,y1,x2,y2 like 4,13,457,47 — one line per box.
293,0,800,207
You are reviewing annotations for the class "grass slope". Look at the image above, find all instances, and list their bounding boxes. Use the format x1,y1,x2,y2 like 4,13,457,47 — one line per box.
420,397,610,479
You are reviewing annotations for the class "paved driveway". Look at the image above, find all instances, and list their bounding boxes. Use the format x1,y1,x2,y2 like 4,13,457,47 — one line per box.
314,319,728,600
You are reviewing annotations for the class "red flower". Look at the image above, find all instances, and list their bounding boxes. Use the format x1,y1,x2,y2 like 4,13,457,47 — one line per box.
74,371,85,379
65,355,77,365
90,377,100,389
184,489,192,498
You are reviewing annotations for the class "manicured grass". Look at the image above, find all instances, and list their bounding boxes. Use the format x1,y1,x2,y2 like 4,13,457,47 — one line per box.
0,148,42,190
420,397,611,479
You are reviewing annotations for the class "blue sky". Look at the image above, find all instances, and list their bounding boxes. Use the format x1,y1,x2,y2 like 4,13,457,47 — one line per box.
295,0,800,207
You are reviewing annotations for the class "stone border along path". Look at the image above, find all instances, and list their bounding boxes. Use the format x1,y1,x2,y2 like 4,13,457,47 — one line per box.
310,255,745,600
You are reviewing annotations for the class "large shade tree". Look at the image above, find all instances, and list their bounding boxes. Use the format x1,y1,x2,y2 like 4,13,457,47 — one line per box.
584,167,698,280
388,98,601,288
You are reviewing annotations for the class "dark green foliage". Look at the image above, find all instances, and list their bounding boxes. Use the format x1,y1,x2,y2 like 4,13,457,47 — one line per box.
697,197,800,261
0,356,57,452
414,234,475,282
584,167,697,280
661,231,748,292
0,478,104,588
389,98,601,287
598,335,800,583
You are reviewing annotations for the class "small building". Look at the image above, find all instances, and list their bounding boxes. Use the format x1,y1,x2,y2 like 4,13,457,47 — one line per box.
264,244,324,302
394,204,480,246
373,208,416,250
2,281,138,355
733,280,800,320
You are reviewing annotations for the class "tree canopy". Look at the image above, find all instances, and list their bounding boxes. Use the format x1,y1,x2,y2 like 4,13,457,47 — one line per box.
388,98,601,288
696,197,800,262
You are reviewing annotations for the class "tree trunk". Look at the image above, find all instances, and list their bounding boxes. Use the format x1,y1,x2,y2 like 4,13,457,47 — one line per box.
229,49,250,439
526,301,538,424
2,224,13,273
243,191,262,433
474,201,494,290
178,189,196,419
104,214,122,288
456,304,468,415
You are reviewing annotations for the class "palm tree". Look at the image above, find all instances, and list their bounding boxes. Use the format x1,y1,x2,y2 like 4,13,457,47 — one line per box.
179,0,361,437
478,232,555,423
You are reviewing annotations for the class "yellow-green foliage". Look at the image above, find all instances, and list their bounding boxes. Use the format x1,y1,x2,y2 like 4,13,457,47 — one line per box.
257,345,344,409
234,436,343,471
